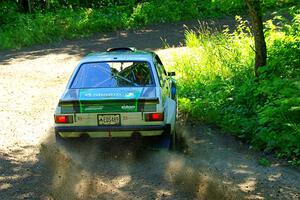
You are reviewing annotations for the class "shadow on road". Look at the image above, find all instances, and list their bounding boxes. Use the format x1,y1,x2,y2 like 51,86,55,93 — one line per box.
0,146,50,199
0,18,236,66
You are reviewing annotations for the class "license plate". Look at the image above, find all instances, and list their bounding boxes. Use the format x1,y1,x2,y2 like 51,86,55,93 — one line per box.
97,114,120,125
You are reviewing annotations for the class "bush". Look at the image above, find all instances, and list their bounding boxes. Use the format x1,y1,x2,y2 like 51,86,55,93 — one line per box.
1,0,296,50
253,14,300,160
0,6,130,49
168,11,300,163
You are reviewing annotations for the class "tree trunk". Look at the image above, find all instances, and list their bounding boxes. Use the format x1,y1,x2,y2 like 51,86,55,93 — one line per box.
20,0,31,13
40,0,49,10
245,0,267,77
28,0,32,13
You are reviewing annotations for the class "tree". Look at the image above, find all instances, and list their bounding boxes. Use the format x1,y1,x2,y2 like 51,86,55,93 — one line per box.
245,0,267,77
19,0,51,12
39,0,50,10
19,0,32,13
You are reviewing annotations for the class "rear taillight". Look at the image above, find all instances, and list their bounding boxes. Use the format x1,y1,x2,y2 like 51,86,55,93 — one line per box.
145,113,164,121
54,115,73,123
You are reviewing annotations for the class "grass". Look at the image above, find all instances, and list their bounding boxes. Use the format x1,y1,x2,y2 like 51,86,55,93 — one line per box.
0,0,297,50
0,6,130,49
165,7,300,163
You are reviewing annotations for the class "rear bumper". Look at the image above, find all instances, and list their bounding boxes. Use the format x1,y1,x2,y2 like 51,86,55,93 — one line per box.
55,125,167,133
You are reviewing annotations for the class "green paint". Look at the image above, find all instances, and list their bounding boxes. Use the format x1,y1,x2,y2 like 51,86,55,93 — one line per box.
77,88,143,113
81,103,136,113
79,90,84,113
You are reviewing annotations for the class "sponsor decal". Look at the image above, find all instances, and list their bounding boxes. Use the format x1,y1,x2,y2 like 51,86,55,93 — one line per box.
77,88,141,113
62,87,157,101
121,105,136,111
77,116,90,121
124,92,135,98
84,106,104,111
83,92,123,98
79,88,143,100
74,88,157,113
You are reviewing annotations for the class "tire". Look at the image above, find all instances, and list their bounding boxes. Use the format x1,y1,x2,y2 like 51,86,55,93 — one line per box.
55,131,64,143
55,131,72,145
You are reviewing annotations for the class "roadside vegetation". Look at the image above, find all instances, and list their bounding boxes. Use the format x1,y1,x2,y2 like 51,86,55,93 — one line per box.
169,6,300,164
0,0,297,50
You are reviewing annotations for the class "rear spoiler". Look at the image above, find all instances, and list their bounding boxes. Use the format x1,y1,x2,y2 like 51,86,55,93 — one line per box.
106,47,136,52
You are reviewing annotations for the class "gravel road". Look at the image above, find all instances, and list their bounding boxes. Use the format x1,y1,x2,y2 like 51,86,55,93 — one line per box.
1,19,300,200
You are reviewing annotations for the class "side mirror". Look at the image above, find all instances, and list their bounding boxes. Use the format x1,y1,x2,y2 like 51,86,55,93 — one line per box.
167,71,176,76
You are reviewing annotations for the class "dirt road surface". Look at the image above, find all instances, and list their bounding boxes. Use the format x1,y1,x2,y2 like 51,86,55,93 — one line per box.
1,19,300,200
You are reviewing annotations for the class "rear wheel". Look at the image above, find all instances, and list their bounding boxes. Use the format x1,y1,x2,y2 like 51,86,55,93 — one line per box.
55,131,76,144
55,131,66,144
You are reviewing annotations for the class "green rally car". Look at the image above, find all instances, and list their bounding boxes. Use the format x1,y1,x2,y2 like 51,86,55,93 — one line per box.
54,47,177,148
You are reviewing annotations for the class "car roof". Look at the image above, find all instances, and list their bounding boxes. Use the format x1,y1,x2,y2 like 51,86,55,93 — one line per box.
79,48,156,64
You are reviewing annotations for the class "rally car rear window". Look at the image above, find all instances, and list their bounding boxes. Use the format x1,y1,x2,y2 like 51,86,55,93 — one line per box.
71,61,154,88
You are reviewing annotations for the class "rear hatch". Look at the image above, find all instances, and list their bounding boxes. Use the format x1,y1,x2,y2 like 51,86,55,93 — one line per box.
57,87,159,126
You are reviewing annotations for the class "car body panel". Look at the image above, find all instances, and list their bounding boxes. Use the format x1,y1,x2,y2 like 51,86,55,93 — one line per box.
54,48,176,139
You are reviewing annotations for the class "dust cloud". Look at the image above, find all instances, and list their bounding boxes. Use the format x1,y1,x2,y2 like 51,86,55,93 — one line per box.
39,127,240,200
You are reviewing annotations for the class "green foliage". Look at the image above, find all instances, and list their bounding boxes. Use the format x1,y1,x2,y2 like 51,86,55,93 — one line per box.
0,0,296,50
0,1,19,27
208,0,246,15
169,11,300,163
261,0,298,9
126,0,188,27
0,6,130,49
252,11,300,160
1,0,201,49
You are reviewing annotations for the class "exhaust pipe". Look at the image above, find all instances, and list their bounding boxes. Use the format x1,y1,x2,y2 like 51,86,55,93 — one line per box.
131,132,142,140
79,133,90,141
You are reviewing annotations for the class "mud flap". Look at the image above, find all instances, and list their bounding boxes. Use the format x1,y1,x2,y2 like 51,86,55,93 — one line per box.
165,98,176,133
149,126,176,150
159,134,171,149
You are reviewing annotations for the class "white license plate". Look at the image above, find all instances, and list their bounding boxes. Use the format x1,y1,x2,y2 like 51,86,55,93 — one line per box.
97,114,120,125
